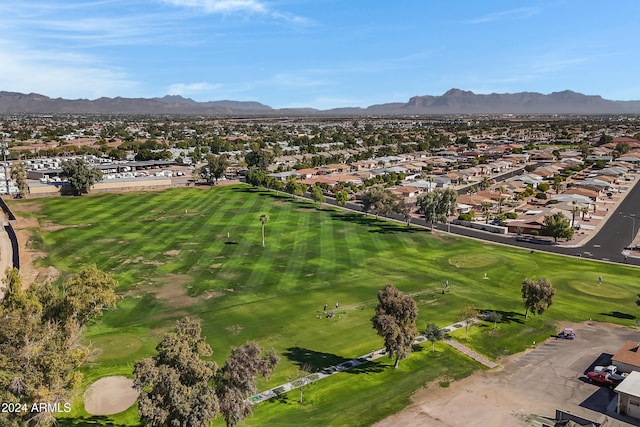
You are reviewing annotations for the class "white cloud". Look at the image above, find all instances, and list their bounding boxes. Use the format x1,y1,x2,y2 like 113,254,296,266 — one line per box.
161,0,267,14
167,82,222,96
159,0,308,23
467,7,540,24
0,39,138,99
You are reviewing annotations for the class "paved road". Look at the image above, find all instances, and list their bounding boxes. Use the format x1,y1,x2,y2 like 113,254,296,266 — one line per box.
456,165,527,195
319,176,640,267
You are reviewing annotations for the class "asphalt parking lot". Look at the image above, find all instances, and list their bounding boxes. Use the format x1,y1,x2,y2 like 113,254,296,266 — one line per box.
496,322,640,425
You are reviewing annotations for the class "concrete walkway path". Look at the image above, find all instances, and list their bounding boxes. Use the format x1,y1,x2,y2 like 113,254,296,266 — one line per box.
249,319,498,405
443,339,498,368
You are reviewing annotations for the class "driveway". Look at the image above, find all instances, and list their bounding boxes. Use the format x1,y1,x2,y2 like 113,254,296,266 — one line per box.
374,322,640,427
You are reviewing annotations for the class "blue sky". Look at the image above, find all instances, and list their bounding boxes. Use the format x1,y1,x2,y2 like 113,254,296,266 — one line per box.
2,0,639,109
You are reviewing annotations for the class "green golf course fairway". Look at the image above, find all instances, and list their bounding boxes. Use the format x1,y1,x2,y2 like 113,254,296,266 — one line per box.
9,185,640,426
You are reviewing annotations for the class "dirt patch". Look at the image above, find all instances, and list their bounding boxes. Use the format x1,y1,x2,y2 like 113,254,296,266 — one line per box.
374,322,639,427
203,289,223,300
10,214,60,288
122,256,144,265
164,249,180,256
8,201,42,214
39,221,79,232
96,238,119,244
225,324,244,335
83,376,139,416
131,276,201,310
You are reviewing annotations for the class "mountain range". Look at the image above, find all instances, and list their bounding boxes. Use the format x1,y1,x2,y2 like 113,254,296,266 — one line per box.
1,89,640,116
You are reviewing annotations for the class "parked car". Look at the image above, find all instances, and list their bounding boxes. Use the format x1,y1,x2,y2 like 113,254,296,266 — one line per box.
586,371,624,387
594,365,617,374
556,328,575,339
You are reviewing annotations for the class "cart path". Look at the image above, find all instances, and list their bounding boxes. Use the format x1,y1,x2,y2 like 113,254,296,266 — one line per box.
443,339,498,368
249,320,499,404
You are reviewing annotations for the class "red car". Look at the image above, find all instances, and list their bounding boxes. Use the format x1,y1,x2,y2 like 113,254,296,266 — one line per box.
586,371,624,387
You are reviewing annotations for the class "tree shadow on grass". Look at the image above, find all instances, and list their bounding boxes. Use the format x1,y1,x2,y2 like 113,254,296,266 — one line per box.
330,212,426,235
368,223,423,234
283,346,386,374
478,309,525,325
284,346,351,371
57,416,130,426
347,359,386,374
233,186,317,208
600,311,636,320
330,212,374,226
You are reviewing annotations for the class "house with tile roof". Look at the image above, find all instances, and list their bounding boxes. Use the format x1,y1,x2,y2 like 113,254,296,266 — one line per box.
612,341,640,373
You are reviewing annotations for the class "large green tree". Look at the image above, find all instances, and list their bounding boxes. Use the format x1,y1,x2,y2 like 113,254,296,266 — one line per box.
417,188,458,229
285,178,305,198
216,342,279,427
311,184,325,206
521,277,555,319
541,212,574,242
202,154,230,184
60,158,103,195
59,264,119,324
361,185,397,219
245,149,274,171
394,198,414,225
334,188,349,207
371,284,418,368
0,267,118,427
133,318,219,427
9,162,28,198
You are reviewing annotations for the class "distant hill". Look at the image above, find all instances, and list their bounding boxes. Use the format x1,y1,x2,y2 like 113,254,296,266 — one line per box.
1,89,640,116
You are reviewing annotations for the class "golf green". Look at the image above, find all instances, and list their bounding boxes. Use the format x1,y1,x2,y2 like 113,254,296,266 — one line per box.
9,185,640,426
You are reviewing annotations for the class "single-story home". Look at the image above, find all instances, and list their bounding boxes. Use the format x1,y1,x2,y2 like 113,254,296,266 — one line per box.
612,341,640,373
615,371,640,420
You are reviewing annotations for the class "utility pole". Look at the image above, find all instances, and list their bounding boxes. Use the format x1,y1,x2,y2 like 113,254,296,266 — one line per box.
1,139,8,196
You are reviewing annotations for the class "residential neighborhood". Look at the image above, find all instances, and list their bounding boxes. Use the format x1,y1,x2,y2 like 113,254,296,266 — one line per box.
2,113,640,427
2,115,640,252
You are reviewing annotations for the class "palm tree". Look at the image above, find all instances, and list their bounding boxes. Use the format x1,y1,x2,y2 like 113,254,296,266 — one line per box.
259,214,269,248
581,206,589,220
481,201,493,224
480,176,490,190
571,201,578,228
497,186,506,213
423,323,446,352
467,186,476,206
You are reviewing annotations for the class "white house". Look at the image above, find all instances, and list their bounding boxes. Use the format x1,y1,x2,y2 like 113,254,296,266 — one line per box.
615,371,640,420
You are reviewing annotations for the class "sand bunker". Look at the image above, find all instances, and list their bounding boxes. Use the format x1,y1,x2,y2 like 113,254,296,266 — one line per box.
83,376,139,415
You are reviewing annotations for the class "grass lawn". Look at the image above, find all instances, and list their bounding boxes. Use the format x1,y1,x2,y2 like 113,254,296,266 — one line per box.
9,185,640,426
